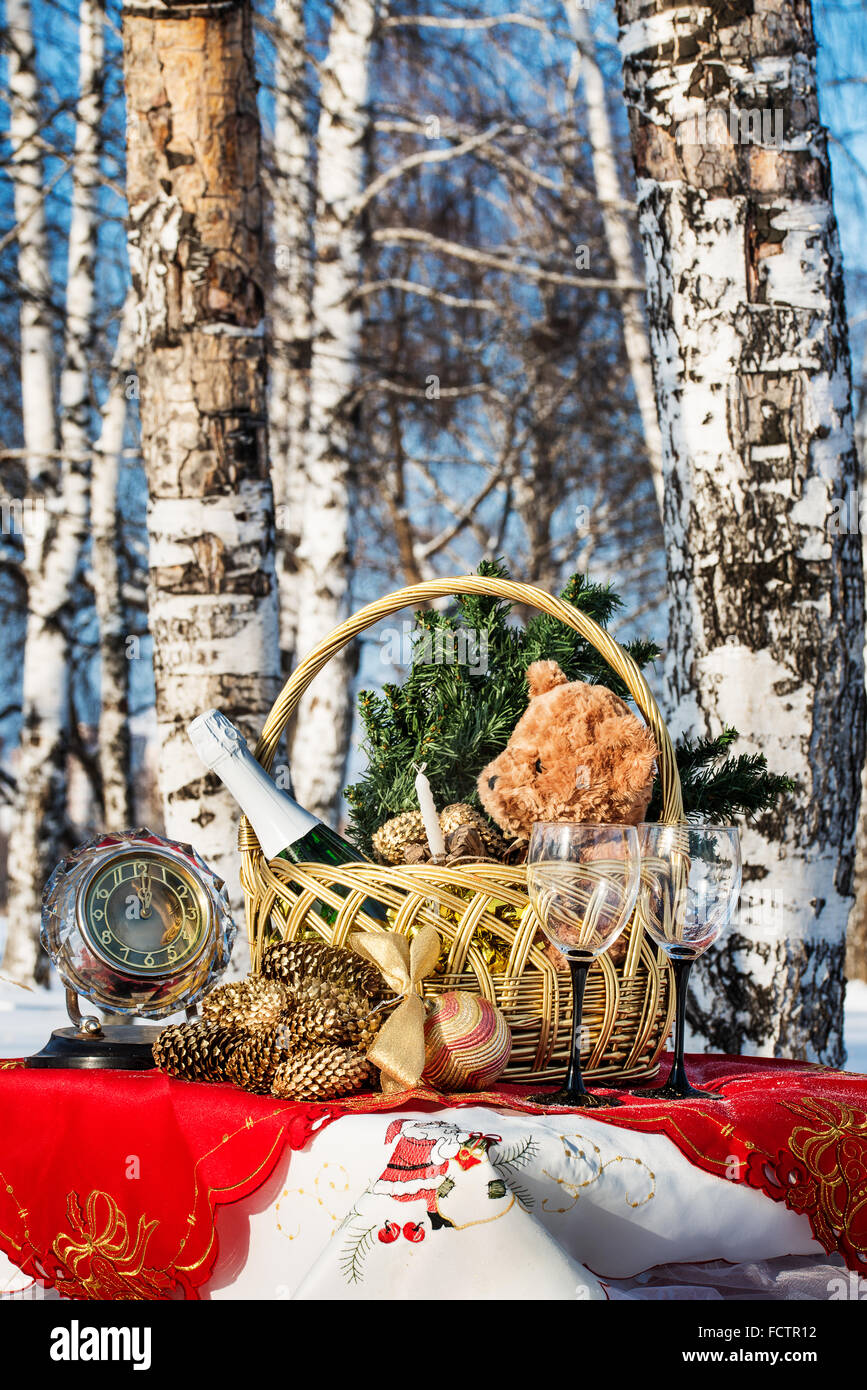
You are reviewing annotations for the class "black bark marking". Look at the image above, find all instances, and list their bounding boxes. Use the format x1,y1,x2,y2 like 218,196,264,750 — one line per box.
689,932,847,1066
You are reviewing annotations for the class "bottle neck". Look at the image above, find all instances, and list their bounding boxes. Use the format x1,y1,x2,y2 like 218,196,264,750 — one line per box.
211,743,320,859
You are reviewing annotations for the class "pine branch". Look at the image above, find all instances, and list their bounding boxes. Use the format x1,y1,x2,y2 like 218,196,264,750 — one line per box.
491,1134,539,1170
647,743,795,824
503,1180,536,1210
672,727,739,772
338,1216,379,1285
346,561,792,850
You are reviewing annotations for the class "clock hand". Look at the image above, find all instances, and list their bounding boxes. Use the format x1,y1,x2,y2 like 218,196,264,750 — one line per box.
134,868,153,918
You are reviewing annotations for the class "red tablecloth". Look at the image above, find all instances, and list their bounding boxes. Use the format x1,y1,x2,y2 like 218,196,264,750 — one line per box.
0,1052,864,1298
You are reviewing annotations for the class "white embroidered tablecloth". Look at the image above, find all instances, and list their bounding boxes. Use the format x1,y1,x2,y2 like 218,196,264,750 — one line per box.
0,1103,849,1301
202,1107,830,1300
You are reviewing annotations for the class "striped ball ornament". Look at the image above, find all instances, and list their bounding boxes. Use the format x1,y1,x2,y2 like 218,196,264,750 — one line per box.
423,991,512,1091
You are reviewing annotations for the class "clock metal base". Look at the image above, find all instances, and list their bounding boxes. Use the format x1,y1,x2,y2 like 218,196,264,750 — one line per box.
26,1025,162,1070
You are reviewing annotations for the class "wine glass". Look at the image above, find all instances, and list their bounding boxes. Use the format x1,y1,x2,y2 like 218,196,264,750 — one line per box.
635,823,742,1100
526,823,641,1107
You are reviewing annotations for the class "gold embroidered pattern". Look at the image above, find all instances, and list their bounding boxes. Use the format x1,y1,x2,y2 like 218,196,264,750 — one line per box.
277,1161,352,1240
0,1096,328,1300
50,1192,173,1301
781,1097,867,1263
171,1109,289,1279
0,1163,38,1281
541,1133,655,1214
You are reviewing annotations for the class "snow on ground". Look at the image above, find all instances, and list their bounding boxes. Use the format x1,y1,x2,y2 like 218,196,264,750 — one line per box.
0,973,69,1057
0,917,187,1057
843,978,867,1073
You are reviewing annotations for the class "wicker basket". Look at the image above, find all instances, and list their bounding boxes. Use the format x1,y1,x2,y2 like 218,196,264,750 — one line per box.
239,576,680,1084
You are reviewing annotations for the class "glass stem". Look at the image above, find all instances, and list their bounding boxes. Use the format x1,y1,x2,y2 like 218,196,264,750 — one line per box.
565,959,591,1095
667,957,693,1090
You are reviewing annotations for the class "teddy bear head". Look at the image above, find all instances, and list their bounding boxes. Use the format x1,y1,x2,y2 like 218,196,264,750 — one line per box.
477,659,657,840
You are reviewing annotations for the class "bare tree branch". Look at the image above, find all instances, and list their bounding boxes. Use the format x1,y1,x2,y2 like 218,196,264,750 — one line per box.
371,226,644,290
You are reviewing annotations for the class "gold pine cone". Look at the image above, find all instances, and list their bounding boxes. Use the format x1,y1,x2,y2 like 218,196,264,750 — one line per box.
152,1021,239,1083
440,803,507,857
278,978,383,1051
261,939,385,1001
201,976,289,1032
444,822,486,859
373,802,507,865
271,1045,375,1102
224,1031,288,1095
373,809,427,864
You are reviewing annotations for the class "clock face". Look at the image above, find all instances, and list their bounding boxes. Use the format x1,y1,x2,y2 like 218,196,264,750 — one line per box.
79,851,209,978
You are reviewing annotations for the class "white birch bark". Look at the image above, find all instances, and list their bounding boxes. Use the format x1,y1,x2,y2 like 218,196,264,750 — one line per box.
616,0,865,1063
91,296,135,827
123,0,281,904
4,0,103,981
58,0,103,494
564,0,664,516
289,0,382,821
4,0,57,982
6,0,56,504
268,0,313,676
847,338,867,983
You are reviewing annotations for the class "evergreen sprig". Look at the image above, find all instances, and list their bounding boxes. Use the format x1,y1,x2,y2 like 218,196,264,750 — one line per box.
345,562,792,852
646,729,795,824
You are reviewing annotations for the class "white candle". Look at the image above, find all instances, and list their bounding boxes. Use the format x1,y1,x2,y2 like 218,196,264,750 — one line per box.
414,764,446,857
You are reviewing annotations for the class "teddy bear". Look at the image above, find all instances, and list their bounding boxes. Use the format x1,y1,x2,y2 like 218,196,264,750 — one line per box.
477,659,657,841
477,660,657,970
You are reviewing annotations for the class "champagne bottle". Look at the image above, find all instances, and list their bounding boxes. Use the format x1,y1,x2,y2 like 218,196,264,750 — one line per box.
188,709,389,926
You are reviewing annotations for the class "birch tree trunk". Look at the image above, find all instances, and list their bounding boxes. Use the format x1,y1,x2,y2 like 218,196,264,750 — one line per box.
6,0,56,495
564,0,664,516
615,0,865,1063
515,373,558,593
5,0,57,980
4,0,102,981
91,296,136,827
123,0,281,900
268,0,313,677
847,340,867,983
288,0,382,821
58,0,103,490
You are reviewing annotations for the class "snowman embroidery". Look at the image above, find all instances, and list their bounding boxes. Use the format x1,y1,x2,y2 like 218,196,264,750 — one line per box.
372,1119,503,1235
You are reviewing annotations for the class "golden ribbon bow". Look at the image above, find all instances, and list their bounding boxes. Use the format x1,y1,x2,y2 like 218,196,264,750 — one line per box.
350,926,441,1093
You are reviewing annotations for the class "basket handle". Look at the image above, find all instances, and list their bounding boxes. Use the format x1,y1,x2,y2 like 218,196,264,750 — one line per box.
249,575,683,824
